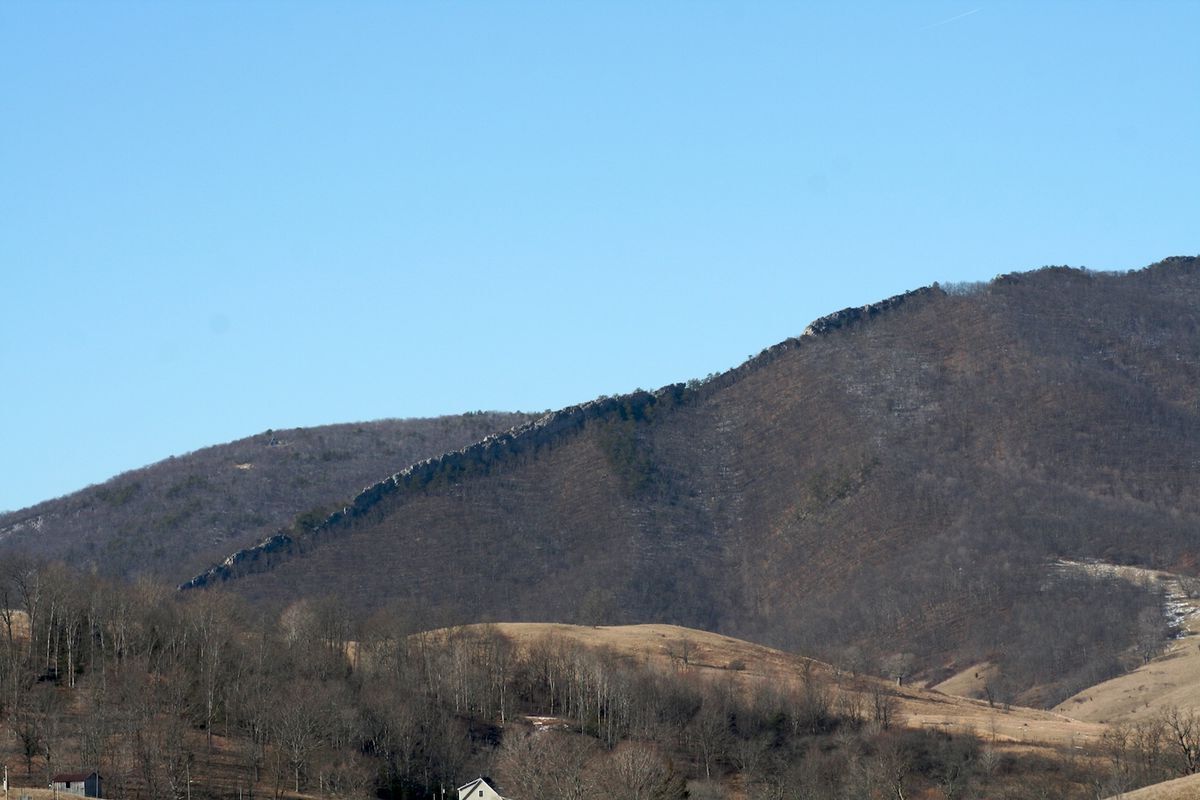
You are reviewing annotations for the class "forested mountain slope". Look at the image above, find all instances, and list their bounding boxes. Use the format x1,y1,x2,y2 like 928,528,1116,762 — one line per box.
187,256,1200,703
0,412,535,579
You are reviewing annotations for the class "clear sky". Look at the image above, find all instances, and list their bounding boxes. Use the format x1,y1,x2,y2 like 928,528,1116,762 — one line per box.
2,2,1197,512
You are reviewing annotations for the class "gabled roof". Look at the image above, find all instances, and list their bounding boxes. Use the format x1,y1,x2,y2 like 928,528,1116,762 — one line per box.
52,772,100,782
457,778,485,795
457,777,506,799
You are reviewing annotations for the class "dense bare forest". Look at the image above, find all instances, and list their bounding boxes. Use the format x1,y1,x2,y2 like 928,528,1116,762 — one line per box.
6,559,1197,800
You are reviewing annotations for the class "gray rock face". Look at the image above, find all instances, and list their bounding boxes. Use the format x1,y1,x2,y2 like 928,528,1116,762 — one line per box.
180,283,950,592
802,286,944,337
180,387,687,590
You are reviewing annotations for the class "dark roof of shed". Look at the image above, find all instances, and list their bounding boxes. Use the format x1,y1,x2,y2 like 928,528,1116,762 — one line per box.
52,772,100,782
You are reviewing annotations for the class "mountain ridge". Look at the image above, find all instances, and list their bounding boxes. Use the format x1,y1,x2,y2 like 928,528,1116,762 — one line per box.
0,412,536,579
180,283,946,591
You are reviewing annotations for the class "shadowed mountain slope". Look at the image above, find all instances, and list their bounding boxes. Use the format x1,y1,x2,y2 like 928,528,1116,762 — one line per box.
185,257,1200,701
0,412,535,579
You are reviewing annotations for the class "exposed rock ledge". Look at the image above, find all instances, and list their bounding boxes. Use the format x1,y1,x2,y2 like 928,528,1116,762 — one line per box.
179,283,940,591
802,285,943,337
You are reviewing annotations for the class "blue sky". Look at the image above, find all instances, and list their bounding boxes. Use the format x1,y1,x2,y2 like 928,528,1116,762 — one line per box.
2,1,1197,512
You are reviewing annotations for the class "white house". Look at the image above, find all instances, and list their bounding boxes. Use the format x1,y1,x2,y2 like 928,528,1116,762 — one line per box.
457,777,508,800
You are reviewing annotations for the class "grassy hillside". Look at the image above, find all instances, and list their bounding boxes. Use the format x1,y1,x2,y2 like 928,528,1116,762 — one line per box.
484,622,1107,754
0,412,534,580
189,257,1200,703
1104,773,1200,800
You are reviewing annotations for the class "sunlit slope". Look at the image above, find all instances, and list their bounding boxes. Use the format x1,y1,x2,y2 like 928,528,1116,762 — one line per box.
484,623,1106,754
1103,772,1200,800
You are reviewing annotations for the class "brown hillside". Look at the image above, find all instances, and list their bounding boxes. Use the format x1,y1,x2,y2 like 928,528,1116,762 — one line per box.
182,257,1200,702
0,412,534,580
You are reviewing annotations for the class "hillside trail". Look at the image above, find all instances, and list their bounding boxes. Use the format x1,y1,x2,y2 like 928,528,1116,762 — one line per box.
1053,559,1200,639
1050,560,1200,724
930,560,1200,723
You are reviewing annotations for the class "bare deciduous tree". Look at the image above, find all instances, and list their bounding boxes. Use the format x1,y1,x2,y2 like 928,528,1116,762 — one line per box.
1161,706,1200,775
589,741,687,800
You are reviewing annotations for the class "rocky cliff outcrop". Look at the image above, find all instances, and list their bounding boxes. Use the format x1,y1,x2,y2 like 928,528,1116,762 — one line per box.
801,286,945,337
181,283,946,591
0,413,535,580
180,388,686,589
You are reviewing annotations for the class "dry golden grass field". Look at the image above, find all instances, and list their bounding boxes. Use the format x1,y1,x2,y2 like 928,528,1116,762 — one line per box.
1,788,60,800
1102,771,1200,800
1056,638,1200,725
929,660,998,698
484,622,1107,756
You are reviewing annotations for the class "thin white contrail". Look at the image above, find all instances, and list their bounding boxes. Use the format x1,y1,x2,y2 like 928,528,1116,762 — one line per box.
920,7,981,30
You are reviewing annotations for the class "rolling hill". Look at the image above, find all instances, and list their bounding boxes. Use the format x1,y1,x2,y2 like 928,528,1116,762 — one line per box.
1104,773,1200,800
0,412,534,580
480,622,1107,755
